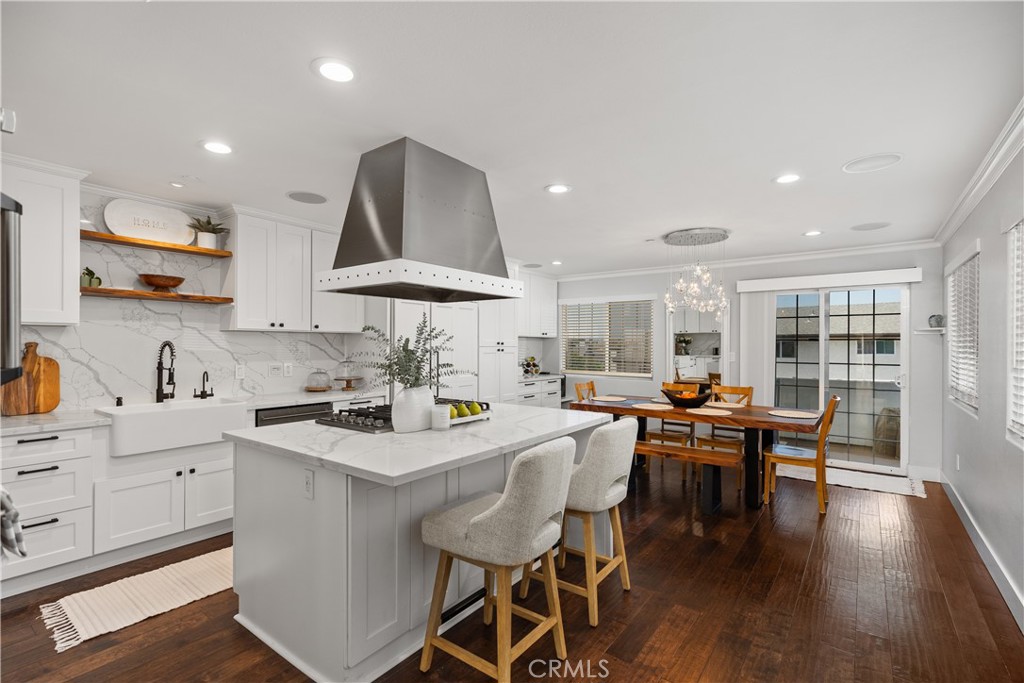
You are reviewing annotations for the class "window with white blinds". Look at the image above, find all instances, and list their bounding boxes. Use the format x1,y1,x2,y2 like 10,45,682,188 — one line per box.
947,253,980,408
1010,223,1024,436
560,300,653,377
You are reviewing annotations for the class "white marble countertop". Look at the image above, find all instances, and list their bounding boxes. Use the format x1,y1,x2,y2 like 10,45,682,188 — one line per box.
517,374,564,383
224,403,611,487
0,410,112,437
243,389,387,410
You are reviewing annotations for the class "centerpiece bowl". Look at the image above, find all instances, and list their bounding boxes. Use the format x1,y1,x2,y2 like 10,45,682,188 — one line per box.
660,389,713,408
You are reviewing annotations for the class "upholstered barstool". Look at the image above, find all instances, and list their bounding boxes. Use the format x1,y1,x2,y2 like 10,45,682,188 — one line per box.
420,437,576,683
521,418,638,627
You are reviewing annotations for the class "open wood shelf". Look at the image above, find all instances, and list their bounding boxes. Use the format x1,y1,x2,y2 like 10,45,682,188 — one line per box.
80,287,233,305
80,230,232,258
913,327,946,335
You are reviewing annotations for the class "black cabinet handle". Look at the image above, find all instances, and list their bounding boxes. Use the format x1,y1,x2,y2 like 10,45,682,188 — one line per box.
23,517,59,530
523,383,536,387
269,322,276,327
189,468,196,474
523,394,536,399
17,465,59,476
349,400,372,405
279,323,284,328
313,324,319,329
176,471,183,477
16,435,59,444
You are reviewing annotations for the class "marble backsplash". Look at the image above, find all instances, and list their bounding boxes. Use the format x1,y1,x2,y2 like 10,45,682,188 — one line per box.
676,332,721,356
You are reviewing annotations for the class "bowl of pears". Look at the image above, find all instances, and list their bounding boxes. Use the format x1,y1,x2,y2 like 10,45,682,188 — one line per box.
435,397,491,424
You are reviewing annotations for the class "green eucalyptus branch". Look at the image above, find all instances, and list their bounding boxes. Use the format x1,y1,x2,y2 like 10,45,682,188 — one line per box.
362,313,468,390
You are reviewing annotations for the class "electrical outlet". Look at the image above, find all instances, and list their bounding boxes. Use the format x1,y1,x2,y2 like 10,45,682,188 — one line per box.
303,469,314,500
956,454,961,471
269,362,283,377
284,363,293,377
235,365,245,380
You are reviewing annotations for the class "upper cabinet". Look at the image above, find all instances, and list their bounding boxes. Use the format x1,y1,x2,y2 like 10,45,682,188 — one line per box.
516,272,557,338
2,158,88,325
675,308,721,334
310,230,364,333
478,299,517,347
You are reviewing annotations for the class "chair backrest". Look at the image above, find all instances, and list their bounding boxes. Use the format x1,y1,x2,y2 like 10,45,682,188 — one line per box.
708,372,722,385
567,418,638,511
466,436,575,565
816,395,842,464
711,385,753,405
663,382,699,393
575,381,596,401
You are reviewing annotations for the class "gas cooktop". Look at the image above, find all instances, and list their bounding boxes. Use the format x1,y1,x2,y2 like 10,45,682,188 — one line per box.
316,404,393,434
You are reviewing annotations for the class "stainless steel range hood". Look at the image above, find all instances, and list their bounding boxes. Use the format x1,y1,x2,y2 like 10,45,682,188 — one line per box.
315,138,523,303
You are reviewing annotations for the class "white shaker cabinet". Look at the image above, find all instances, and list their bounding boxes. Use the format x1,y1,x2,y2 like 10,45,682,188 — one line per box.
2,159,87,325
478,346,519,405
310,230,365,333
183,459,234,530
516,273,557,338
478,299,517,347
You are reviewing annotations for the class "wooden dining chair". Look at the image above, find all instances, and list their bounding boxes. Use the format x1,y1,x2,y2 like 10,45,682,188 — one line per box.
574,381,596,402
762,395,841,514
695,385,754,492
645,382,699,475
707,372,722,386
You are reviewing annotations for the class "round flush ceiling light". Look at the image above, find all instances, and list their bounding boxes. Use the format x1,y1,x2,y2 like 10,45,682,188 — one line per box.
312,58,355,83
774,174,801,184
169,182,185,188
545,184,572,194
850,221,891,232
287,191,328,205
79,219,92,225
842,153,903,174
803,230,823,237
203,141,232,155
551,261,562,265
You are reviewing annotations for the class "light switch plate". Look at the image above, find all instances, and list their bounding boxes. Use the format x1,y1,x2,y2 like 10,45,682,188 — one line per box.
303,469,314,499
235,365,245,379
269,362,283,377
284,363,293,377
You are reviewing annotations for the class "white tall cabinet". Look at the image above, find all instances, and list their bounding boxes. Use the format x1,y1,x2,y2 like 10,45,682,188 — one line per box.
478,298,519,405
516,272,557,338
2,157,88,325
310,230,365,333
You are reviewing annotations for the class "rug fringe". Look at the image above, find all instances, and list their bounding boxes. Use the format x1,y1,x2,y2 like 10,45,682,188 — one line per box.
40,601,83,652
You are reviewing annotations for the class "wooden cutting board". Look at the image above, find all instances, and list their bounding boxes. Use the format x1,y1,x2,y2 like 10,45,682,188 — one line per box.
1,342,60,416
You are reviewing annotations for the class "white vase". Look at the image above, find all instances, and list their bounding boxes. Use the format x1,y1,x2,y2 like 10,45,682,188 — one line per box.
392,386,434,433
196,233,218,249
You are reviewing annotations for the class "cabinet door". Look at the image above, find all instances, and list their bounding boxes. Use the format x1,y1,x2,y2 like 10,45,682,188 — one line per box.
497,299,518,345
409,471,459,627
232,215,277,330
699,310,716,333
518,392,541,407
2,507,92,579
94,468,185,554
3,164,80,324
310,230,365,333
478,300,501,347
498,349,520,403
478,347,501,404
516,272,532,336
348,478,411,666
274,223,312,331
536,277,558,337
184,458,234,530
1,455,92,520
542,390,561,409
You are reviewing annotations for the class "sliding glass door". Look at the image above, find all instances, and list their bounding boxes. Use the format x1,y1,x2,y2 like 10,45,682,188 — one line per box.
773,286,908,474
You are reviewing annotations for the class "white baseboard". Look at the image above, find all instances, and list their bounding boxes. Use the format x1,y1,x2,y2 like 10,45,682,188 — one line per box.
908,465,941,482
0,521,232,597
941,476,1024,633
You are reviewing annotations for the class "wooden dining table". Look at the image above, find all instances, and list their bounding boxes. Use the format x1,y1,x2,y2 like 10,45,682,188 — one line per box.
570,396,824,511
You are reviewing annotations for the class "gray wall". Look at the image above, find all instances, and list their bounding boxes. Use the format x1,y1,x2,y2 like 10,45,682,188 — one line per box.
941,150,1023,627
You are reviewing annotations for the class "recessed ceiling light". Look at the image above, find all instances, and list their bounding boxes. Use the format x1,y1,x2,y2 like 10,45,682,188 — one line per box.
803,230,823,237
842,153,903,174
551,261,562,265
203,141,232,155
311,58,355,83
545,184,572,194
522,263,543,269
287,191,328,205
169,182,185,188
850,222,891,232
774,174,801,184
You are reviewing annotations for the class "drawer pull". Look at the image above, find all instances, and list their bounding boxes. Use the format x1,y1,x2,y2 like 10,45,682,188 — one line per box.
22,517,59,530
349,400,372,405
16,465,60,476
16,435,59,445
523,394,536,399
523,382,536,387
189,468,196,474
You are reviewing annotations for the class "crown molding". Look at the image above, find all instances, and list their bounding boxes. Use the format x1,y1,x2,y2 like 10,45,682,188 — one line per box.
221,204,339,234
554,238,941,283
81,182,220,216
934,97,1024,245
2,153,89,180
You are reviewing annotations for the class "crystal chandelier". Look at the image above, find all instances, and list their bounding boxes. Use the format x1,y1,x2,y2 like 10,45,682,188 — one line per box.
663,227,730,320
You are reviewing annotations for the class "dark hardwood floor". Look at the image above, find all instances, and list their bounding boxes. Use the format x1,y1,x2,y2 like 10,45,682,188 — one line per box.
3,463,1021,683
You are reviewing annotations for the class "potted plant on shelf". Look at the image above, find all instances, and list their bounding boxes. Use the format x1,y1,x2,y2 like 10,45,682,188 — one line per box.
362,314,462,433
187,215,229,249
80,267,101,288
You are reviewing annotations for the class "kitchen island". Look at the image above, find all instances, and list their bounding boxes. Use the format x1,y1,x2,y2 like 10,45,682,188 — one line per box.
223,403,612,683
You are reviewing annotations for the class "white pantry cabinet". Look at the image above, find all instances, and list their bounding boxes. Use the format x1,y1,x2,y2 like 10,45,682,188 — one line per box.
478,346,519,405
2,158,88,325
478,299,517,347
517,272,557,338
310,230,365,333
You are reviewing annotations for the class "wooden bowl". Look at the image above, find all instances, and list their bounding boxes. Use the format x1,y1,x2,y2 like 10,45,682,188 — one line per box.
139,274,184,292
660,389,713,408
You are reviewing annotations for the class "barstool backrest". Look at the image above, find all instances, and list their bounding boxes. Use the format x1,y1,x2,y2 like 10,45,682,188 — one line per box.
567,418,639,512
466,436,575,566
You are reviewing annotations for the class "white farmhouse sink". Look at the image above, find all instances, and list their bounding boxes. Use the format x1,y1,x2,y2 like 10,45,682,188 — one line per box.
96,397,247,457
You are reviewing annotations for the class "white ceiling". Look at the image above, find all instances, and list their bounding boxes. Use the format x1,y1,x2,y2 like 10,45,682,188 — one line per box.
2,2,1021,276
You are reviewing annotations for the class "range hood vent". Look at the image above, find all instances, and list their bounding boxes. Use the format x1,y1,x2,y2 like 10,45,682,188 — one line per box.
316,138,523,303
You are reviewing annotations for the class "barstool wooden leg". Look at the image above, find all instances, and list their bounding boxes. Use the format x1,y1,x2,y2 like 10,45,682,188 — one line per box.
582,512,599,627
609,505,631,591
484,569,495,624
558,518,568,570
496,566,513,683
518,562,531,599
420,550,453,672
763,459,772,505
540,548,567,659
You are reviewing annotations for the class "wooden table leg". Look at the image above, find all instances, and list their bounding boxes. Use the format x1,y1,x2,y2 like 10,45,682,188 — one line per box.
743,427,762,509
700,464,722,513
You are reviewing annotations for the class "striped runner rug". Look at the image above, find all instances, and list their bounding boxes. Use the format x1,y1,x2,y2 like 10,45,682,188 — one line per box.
40,546,232,652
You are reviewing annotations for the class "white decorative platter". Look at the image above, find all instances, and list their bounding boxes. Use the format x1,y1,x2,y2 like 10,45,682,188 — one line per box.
769,409,819,419
450,411,492,426
705,401,745,408
103,199,194,244
632,403,673,410
687,407,732,416
592,395,627,402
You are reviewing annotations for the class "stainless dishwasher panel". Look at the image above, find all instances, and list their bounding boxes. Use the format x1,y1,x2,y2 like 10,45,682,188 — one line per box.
255,402,333,427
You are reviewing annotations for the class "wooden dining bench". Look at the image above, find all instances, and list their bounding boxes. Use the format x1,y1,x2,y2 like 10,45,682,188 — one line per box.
634,441,743,513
